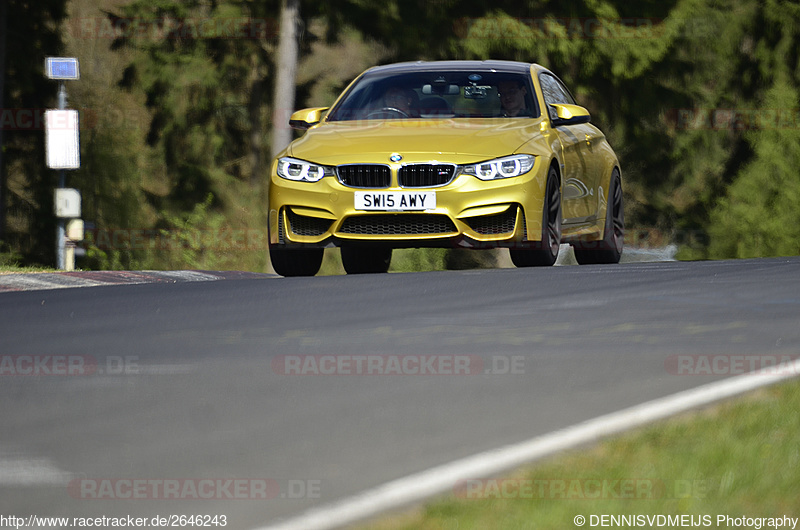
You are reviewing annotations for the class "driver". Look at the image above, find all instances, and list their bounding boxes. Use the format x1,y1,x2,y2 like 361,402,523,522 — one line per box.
497,80,530,117
381,87,419,117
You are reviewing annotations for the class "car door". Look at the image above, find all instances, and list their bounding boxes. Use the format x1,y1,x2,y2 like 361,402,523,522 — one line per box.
538,73,597,223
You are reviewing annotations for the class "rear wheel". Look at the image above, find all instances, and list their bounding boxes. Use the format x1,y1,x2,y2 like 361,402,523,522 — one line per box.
269,246,324,277
510,166,561,267
574,168,623,265
341,246,392,274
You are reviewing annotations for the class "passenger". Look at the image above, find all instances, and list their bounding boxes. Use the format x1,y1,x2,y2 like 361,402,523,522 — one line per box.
497,80,530,117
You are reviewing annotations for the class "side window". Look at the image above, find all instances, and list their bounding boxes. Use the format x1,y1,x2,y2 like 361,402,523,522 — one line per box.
553,77,576,105
539,74,561,121
539,73,577,121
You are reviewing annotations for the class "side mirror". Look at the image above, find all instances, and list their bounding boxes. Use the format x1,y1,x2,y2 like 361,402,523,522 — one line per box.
289,107,329,130
550,103,591,126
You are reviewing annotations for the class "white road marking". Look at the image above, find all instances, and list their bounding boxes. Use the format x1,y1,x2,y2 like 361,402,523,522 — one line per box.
0,270,248,292
144,271,222,282
621,245,678,262
256,357,800,530
0,274,105,291
0,454,74,486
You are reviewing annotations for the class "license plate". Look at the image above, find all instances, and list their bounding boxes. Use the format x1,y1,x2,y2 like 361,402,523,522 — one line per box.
354,191,436,211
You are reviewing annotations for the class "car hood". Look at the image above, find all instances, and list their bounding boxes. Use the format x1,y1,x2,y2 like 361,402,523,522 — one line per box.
287,118,548,165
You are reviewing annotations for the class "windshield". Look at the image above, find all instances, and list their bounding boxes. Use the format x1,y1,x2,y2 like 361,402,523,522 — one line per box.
326,70,539,121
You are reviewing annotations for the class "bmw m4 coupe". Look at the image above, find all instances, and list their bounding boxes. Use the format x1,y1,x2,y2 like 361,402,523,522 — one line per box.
268,60,624,276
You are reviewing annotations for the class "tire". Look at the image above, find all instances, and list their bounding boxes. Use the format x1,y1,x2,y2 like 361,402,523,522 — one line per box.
574,168,624,265
269,246,324,277
510,165,561,267
341,246,392,274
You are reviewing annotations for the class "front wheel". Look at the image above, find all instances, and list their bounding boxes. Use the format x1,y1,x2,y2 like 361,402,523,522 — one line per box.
510,166,561,267
269,246,324,277
574,168,624,265
341,247,392,274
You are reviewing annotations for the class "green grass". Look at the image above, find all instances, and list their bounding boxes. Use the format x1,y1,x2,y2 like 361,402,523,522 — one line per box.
0,252,56,274
360,379,800,529
0,265,56,275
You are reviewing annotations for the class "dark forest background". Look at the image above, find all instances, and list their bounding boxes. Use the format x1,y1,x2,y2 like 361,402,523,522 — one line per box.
2,0,799,271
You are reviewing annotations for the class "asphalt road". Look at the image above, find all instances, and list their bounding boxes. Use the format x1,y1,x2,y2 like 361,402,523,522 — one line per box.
1,257,798,528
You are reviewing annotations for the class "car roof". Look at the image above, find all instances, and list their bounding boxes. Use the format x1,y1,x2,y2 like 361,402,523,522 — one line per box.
364,60,537,75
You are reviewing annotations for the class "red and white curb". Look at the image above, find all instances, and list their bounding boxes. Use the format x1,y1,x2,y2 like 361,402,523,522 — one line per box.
0,270,275,293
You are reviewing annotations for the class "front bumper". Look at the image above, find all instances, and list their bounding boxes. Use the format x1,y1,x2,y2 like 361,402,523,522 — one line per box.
268,157,549,249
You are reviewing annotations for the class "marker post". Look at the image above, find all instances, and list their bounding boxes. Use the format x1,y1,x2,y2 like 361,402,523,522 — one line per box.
44,57,81,270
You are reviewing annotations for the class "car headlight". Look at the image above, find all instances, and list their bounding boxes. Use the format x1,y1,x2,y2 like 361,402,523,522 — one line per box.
460,154,535,180
276,157,335,182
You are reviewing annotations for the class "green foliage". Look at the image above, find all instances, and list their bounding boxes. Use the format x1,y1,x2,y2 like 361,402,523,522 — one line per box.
389,248,449,272
0,243,23,269
444,249,501,270
704,0,800,258
4,0,800,270
158,193,224,269
438,0,800,260
60,0,279,272
76,118,157,270
708,82,800,258
316,248,345,276
1,0,69,265
114,0,271,206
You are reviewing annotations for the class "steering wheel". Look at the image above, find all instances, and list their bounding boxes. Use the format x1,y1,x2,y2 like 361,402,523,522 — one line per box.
365,107,409,119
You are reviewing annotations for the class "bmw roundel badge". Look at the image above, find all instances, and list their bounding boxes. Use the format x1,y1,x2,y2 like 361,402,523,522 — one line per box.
389,153,403,162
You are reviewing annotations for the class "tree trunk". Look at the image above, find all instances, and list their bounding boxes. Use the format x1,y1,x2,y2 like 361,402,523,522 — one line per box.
248,51,263,187
270,0,299,161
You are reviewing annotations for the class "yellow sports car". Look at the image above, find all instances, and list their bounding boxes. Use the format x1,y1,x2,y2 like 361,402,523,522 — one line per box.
268,60,623,276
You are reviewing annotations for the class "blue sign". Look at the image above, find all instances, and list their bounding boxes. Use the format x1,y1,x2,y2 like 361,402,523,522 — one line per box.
45,58,80,80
